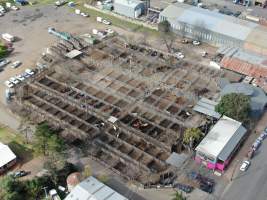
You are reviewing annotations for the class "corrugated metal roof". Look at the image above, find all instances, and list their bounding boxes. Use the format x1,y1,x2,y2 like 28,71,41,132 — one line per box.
114,0,143,8
65,176,128,200
166,152,188,168
193,98,221,119
195,116,246,161
160,3,258,41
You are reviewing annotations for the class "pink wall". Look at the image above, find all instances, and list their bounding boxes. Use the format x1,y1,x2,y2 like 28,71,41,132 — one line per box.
195,156,228,171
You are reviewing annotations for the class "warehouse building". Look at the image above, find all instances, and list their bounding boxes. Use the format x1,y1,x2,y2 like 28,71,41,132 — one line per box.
114,0,145,18
159,3,267,56
65,176,128,200
195,116,247,172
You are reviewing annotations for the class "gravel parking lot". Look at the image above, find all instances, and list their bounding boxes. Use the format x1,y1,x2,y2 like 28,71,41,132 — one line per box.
0,5,118,128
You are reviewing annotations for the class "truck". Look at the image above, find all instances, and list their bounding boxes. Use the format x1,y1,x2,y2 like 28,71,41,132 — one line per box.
2,33,15,42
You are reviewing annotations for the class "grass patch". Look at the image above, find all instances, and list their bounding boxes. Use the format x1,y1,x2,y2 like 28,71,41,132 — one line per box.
0,126,35,162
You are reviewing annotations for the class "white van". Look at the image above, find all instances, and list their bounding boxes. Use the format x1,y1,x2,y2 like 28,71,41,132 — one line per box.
2,33,15,42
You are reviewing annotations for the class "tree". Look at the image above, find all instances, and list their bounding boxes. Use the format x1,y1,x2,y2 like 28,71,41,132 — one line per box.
33,123,64,156
0,43,7,59
215,93,250,122
158,20,171,33
172,191,186,200
0,176,27,200
183,128,203,148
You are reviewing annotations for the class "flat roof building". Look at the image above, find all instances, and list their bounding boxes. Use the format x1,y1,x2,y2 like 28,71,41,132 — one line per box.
0,142,16,174
159,3,267,56
195,116,247,171
65,176,128,200
114,0,145,18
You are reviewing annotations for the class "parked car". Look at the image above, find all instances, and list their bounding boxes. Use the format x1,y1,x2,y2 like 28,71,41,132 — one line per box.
25,68,34,76
0,59,10,68
192,40,201,46
16,74,25,81
102,19,111,25
9,77,20,85
11,5,19,10
175,183,194,193
10,60,22,68
36,62,47,69
240,160,250,171
242,76,253,84
200,183,213,193
80,12,89,17
22,72,31,78
12,170,31,178
105,28,114,35
4,80,14,88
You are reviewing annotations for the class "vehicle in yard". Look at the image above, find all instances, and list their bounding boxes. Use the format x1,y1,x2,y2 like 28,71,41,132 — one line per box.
200,183,213,193
202,51,208,57
0,5,6,13
240,160,250,171
68,1,75,7
4,80,14,88
175,52,185,59
174,183,194,193
0,59,11,68
10,61,22,68
36,62,47,69
187,171,215,193
80,12,89,17
25,68,34,76
242,76,253,84
2,33,15,42
192,40,201,46
9,77,20,85
22,72,31,78
105,28,114,35
102,19,111,25
16,74,25,81
55,0,66,7
11,5,19,10
96,16,111,25
10,170,31,178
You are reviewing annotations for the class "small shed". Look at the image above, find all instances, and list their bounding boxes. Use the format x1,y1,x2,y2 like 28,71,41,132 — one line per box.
114,0,145,18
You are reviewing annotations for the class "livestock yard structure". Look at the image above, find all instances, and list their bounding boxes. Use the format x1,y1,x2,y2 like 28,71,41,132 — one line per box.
159,3,267,56
12,35,228,185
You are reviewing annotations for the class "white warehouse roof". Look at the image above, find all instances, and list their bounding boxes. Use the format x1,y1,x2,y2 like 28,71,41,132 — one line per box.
195,116,247,161
0,142,16,168
65,176,128,200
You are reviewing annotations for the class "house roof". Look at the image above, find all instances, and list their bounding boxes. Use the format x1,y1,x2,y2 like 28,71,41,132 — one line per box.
195,116,247,161
193,97,221,119
65,176,128,200
0,142,16,168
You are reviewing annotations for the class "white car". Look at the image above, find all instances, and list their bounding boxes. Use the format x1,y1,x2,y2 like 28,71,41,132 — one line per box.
9,77,20,85
10,61,22,68
193,40,201,46
11,6,19,10
16,74,25,81
81,12,89,17
240,160,250,171
4,80,14,88
175,52,184,59
25,68,34,76
242,76,253,84
22,72,31,78
102,19,111,25
105,28,114,34
0,59,10,68
251,79,258,87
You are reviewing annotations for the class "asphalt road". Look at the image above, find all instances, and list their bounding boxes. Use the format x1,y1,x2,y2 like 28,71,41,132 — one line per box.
221,136,267,200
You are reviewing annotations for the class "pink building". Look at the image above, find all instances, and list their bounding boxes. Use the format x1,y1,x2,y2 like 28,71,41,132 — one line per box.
195,116,247,172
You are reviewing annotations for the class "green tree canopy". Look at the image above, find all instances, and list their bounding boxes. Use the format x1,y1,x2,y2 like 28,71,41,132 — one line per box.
183,128,203,145
33,123,64,156
0,43,7,59
158,20,171,33
215,93,250,122
172,191,186,200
